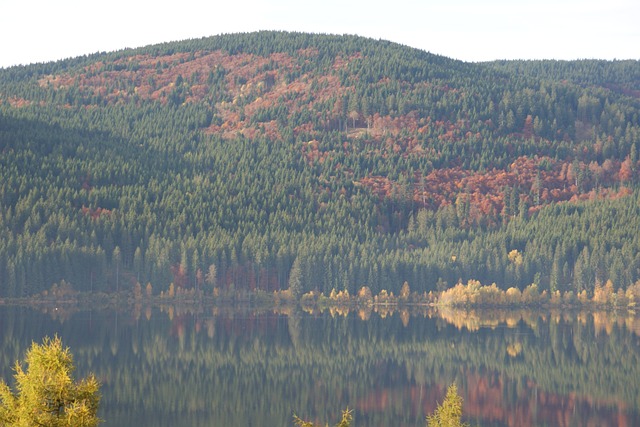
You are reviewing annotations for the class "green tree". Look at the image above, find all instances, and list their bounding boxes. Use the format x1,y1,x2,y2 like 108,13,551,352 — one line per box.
426,383,468,427
288,257,304,299
0,336,101,427
113,246,121,293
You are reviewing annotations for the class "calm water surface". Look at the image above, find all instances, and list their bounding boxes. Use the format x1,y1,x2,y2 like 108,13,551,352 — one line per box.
1,305,639,427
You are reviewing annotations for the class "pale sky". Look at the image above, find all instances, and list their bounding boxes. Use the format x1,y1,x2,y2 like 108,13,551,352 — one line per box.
1,0,638,68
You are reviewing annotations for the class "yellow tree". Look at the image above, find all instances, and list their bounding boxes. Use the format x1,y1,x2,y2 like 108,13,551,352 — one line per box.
426,383,468,427
400,281,411,300
294,408,352,427
0,336,101,427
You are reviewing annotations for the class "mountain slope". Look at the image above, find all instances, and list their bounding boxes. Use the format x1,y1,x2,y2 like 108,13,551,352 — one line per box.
0,31,639,297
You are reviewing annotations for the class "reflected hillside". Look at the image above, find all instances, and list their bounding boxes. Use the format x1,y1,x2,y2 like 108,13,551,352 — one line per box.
0,306,639,427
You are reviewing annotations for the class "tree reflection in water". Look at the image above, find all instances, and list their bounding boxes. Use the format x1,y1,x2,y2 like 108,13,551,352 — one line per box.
0,305,639,427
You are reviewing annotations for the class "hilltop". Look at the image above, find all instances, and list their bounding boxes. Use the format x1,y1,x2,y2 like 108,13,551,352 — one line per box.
0,31,639,298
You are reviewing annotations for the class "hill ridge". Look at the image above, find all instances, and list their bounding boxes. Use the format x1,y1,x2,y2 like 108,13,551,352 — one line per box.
0,31,639,298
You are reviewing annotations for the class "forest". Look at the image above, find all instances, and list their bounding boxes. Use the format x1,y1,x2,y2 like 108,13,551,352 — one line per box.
0,31,639,299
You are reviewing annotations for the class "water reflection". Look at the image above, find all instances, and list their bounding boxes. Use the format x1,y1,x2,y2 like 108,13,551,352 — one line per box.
0,305,639,427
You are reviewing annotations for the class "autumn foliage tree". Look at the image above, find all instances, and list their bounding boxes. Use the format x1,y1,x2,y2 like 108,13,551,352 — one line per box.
426,383,468,427
0,336,101,427
294,408,352,427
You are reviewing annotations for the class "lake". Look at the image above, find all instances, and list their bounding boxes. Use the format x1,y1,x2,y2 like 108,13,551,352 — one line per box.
0,305,639,426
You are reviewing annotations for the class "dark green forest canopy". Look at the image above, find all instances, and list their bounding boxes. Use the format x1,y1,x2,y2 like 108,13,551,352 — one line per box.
0,31,639,297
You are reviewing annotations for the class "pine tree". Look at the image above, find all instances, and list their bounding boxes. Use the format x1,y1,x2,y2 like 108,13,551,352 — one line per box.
426,383,468,427
288,257,303,299
0,336,101,427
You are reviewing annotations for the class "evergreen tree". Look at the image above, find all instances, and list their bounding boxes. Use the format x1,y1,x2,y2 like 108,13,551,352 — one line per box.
288,257,304,299
426,383,468,427
0,336,101,427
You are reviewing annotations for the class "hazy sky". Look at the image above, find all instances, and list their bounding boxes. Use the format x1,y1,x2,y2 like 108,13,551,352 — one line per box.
1,0,638,68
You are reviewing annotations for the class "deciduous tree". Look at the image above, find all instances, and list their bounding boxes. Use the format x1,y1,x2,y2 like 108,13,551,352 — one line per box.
294,408,352,427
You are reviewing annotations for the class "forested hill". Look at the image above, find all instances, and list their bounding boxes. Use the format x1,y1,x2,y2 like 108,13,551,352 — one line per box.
1,31,639,298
